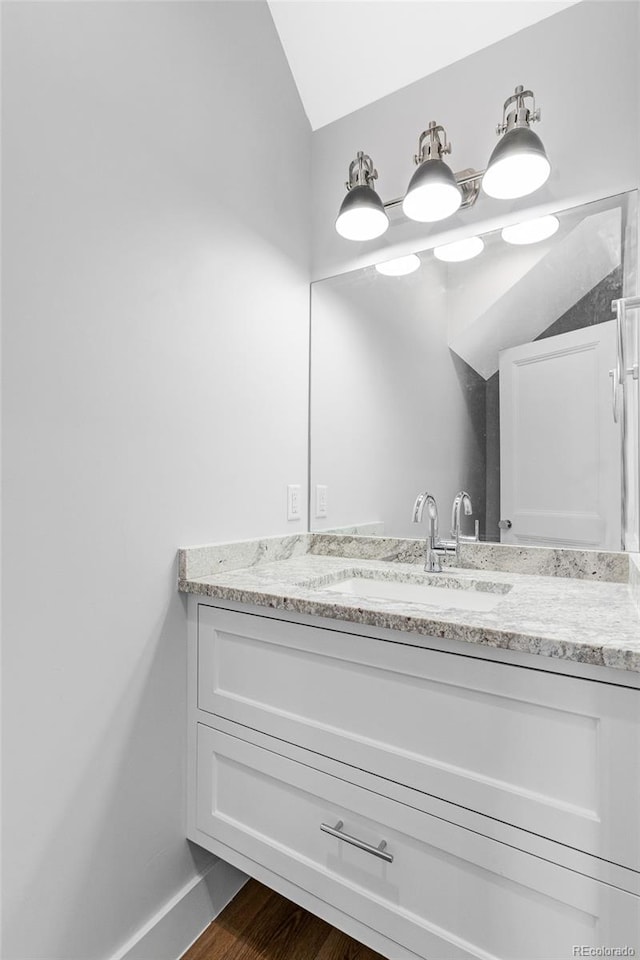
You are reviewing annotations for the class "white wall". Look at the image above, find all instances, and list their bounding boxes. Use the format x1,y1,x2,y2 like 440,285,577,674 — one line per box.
311,1,640,280
1,3,310,958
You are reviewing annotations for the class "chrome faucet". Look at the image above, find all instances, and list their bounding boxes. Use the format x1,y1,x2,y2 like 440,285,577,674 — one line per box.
450,490,480,562
412,492,455,572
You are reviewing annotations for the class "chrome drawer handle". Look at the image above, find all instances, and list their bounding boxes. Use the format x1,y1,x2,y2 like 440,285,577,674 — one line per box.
320,820,394,863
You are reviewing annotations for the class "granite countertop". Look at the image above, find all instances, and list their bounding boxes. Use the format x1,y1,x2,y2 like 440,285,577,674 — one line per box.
179,534,640,674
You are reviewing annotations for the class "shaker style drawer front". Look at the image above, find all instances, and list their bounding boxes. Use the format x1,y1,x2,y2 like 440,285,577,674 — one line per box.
197,606,640,871
196,725,640,960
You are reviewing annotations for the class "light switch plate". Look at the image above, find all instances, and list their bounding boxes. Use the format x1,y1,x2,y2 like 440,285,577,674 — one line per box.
316,484,328,519
287,484,301,521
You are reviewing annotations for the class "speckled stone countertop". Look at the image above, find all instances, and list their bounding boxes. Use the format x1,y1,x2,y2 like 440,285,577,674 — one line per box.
178,534,640,674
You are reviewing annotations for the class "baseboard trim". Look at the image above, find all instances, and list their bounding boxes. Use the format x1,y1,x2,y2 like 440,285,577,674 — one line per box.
109,857,248,960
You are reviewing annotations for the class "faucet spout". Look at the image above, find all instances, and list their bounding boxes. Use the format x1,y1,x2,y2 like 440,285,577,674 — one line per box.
451,491,473,540
412,492,453,572
450,490,479,562
412,491,438,538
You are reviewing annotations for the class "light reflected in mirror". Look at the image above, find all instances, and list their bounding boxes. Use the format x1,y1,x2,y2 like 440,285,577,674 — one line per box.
310,192,638,550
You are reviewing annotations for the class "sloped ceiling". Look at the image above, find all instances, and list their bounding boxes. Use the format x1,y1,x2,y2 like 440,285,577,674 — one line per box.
268,1,579,130
447,207,622,379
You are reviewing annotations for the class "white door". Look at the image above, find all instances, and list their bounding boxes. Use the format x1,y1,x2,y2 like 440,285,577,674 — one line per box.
499,321,621,549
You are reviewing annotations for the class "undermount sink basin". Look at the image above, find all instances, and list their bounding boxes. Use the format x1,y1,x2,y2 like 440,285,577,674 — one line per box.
318,573,510,612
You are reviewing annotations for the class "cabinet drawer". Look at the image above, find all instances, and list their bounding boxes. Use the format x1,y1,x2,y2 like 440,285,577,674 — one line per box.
197,724,639,960
197,606,640,871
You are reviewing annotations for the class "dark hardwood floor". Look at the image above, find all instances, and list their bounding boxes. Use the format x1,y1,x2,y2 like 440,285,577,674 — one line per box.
181,879,387,960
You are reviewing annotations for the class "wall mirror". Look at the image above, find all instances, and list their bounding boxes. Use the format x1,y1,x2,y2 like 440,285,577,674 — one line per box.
309,191,639,550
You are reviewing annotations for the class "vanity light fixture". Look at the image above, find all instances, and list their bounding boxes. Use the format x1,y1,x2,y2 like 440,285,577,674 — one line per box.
335,151,389,241
434,236,484,262
501,214,559,245
335,84,550,240
482,86,551,199
402,122,462,223
375,253,421,276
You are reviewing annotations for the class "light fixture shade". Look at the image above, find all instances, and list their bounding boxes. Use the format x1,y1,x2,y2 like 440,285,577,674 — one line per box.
482,126,551,200
402,159,462,223
375,254,421,276
434,236,484,262
335,185,389,241
501,214,559,245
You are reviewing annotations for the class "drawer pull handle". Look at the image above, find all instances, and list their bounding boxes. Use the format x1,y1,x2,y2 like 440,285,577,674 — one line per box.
320,820,394,863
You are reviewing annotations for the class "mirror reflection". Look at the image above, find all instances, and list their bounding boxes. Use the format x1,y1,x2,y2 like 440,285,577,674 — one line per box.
310,192,638,550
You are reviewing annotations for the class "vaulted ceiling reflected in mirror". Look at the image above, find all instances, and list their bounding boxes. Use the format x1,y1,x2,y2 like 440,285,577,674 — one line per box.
309,192,638,551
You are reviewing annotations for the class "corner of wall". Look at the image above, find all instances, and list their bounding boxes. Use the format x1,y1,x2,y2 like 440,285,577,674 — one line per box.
109,859,247,960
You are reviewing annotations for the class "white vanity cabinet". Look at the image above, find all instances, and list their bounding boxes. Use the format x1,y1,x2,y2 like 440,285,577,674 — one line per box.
187,599,640,960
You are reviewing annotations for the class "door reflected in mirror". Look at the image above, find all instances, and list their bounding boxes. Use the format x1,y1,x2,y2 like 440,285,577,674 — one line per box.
309,192,638,551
